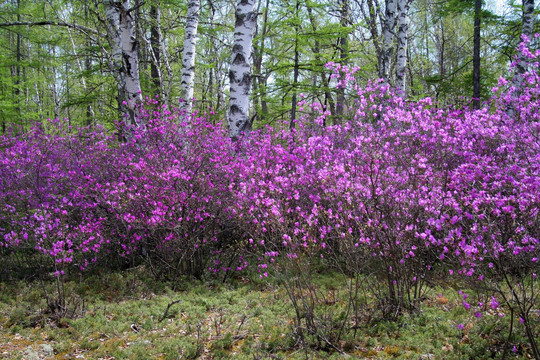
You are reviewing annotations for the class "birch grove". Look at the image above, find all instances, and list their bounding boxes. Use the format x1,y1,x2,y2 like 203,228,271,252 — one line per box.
0,0,535,129
228,0,257,139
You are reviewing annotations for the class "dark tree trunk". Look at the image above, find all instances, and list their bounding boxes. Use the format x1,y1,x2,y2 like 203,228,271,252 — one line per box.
472,0,481,109
290,0,300,129
335,0,349,124
150,3,162,97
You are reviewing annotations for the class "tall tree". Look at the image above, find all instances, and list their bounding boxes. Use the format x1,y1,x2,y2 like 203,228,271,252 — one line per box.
104,0,143,124
228,0,257,139
513,0,535,93
380,0,397,82
149,2,164,99
396,0,410,95
472,0,481,109
180,0,201,114
289,0,301,129
335,0,349,122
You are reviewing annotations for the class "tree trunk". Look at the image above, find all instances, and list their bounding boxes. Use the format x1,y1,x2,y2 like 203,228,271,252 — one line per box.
51,46,61,119
180,0,201,114
396,0,409,96
253,0,270,123
150,3,163,98
513,0,535,94
472,0,481,109
290,0,300,129
335,0,349,124
522,0,535,38
104,0,142,125
228,0,257,139
14,0,22,121
379,0,397,83
306,4,335,117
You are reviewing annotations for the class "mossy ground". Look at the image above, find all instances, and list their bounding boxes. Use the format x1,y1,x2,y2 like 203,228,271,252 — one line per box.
0,268,536,359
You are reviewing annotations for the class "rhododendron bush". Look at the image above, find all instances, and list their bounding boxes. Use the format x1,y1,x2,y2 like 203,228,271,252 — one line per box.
2,49,540,356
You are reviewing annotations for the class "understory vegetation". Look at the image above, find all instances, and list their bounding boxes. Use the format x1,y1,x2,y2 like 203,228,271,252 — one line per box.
0,268,538,359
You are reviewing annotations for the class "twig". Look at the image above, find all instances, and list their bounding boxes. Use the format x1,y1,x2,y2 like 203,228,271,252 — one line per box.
159,299,182,322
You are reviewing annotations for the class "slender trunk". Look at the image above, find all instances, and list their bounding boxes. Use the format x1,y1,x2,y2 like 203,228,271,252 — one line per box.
13,0,21,120
34,81,43,120
335,0,349,124
253,0,269,122
67,25,95,125
290,0,300,129
395,0,409,95
51,47,60,119
472,0,481,109
513,0,535,94
228,0,257,139
180,0,201,114
104,0,142,125
150,3,163,98
306,4,335,116
379,0,397,82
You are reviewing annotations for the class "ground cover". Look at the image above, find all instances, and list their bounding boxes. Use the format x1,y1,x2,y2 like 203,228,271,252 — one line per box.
0,268,537,359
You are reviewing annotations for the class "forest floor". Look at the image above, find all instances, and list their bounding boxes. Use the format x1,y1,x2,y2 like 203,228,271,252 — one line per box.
0,267,536,360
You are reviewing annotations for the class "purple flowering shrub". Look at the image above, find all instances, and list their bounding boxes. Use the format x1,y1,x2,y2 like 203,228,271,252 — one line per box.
0,100,241,282
1,43,540,356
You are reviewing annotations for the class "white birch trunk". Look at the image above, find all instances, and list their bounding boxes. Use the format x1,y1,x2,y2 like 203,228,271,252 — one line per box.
104,0,142,124
180,0,201,114
515,0,534,81
379,0,397,83
395,0,409,95
228,0,257,139
510,0,534,112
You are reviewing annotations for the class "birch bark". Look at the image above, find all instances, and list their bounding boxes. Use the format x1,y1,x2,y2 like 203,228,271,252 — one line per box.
379,0,397,83
228,0,257,139
395,0,409,95
104,0,142,125
513,0,535,93
180,0,201,114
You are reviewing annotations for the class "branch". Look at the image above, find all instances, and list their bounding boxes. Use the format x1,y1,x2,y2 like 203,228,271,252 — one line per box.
0,21,102,37
159,299,182,322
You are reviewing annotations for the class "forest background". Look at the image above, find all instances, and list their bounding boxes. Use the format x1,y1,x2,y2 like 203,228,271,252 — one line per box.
0,0,536,132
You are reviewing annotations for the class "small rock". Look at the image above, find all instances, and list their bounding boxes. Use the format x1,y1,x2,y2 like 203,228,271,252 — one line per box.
41,344,54,356
24,347,40,360
134,340,152,346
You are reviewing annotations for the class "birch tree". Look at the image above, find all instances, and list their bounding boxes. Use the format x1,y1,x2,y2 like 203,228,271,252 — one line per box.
379,0,397,82
396,0,410,95
104,0,142,124
513,0,535,93
228,0,257,139
180,0,201,114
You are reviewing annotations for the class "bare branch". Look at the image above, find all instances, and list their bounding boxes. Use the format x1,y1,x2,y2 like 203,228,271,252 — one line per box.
0,21,102,37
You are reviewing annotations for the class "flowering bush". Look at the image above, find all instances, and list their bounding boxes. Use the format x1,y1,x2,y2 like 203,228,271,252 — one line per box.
1,44,540,357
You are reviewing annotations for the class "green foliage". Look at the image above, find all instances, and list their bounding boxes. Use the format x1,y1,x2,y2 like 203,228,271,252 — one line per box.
0,269,538,359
